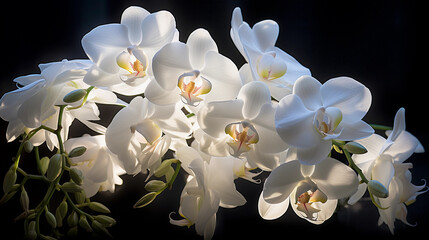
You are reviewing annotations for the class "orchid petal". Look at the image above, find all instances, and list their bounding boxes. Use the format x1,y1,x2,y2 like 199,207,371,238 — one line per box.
82,24,131,73
0,79,45,121
230,7,246,59
139,11,176,48
385,131,423,163
263,160,303,204
145,78,181,105
275,94,319,148
321,77,371,122
197,100,244,138
295,139,332,165
388,107,406,143
187,28,218,69
353,134,386,165
120,6,150,45
266,46,311,86
348,182,368,205
13,74,43,86
83,65,123,87
201,51,242,103
311,157,359,199
253,20,279,51
292,75,322,111
258,192,289,220
237,81,271,120
193,129,230,157
152,42,193,91
175,146,204,175
17,90,47,128
372,155,394,190
336,120,374,141
151,103,192,139
252,103,288,153
208,157,247,208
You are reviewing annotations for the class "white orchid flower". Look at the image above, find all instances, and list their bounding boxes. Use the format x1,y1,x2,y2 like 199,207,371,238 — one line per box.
171,146,259,238
348,108,424,205
275,75,373,165
0,59,115,149
196,81,288,169
261,157,358,223
105,96,192,175
230,7,311,100
65,135,125,198
170,158,219,240
176,145,259,207
145,28,242,109
82,6,178,95
375,162,428,234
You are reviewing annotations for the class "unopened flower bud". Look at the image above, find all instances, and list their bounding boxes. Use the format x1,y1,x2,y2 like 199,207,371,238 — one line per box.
63,89,87,103
79,215,93,232
69,168,83,185
26,221,37,240
92,220,113,238
343,142,368,154
134,192,157,208
94,215,116,227
368,180,389,198
67,211,78,227
74,191,86,204
24,141,33,153
154,159,176,177
57,201,68,219
39,157,50,175
61,182,83,193
45,208,57,228
88,202,111,214
145,180,166,192
67,226,78,237
55,201,68,227
0,190,18,206
40,235,58,240
20,187,29,212
3,167,17,193
47,154,63,181
68,146,87,158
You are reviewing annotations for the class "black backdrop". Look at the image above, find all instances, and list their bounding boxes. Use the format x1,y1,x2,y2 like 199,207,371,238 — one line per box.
0,0,428,239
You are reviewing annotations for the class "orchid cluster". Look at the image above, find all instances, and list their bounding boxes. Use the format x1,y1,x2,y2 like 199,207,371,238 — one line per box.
0,6,426,239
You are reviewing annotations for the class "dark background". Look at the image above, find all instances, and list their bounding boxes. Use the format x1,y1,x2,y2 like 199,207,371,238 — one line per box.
0,0,428,239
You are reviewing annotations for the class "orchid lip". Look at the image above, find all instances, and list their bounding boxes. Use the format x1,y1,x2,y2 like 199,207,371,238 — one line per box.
116,46,149,85
256,51,287,81
313,107,343,138
225,121,259,157
177,70,212,106
295,189,327,220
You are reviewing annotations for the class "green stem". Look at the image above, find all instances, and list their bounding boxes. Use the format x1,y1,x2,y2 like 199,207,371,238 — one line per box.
62,190,94,220
34,146,42,175
33,105,68,238
56,105,66,154
369,124,392,131
156,161,182,194
332,140,369,184
186,113,195,118
167,161,181,190
343,148,369,183
12,124,57,171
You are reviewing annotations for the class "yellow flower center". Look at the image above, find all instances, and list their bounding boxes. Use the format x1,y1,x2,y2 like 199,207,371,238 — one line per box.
225,121,259,157
116,46,149,85
177,70,212,106
257,51,287,81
